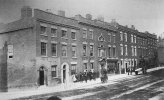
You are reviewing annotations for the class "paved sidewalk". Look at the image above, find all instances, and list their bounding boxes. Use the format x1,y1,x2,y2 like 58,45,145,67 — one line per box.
0,66,164,100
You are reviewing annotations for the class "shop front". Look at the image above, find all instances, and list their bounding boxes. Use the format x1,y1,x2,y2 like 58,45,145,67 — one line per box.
107,58,119,74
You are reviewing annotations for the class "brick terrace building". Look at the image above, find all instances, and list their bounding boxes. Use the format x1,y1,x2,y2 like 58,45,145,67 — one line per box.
0,6,157,90
158,39,164,65
114,24,157,73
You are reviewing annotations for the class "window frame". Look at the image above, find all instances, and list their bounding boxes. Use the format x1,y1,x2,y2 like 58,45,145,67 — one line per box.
120,44,123,56
51,26,57,37
83,44,87,56
131,34,134,43
61,29,67,39
40,26,47,35
71,64,76,75
61,44,67,57
71,31,76,40
82,28,87,39
41,42,47,56
108,33,111,42
113,34,116,43
72,45,77,58
89,29,93,39
120,31,123,41
125,45,128,56
51,43,57,57
90,44,94,57
124,33,127,42
51,65,57,78
113,47,116,57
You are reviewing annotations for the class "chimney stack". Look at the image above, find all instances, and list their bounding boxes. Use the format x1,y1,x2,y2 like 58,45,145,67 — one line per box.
111,19,118,27
86,14,92,20
74,14,82,20
21,6,32,19
97,16,104,22
58,10,65,17
131,25,135,30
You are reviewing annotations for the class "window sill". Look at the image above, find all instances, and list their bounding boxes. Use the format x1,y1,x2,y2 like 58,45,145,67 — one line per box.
72,57,77,59
52,56,57,58
41,56,48,58
51,35,57,37
40,34,48,36
62,56,67,58
61,37,68,40
52,77,58,79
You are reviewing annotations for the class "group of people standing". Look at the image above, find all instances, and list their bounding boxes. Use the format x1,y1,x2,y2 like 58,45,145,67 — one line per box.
72,70,98,83
127,67,134,75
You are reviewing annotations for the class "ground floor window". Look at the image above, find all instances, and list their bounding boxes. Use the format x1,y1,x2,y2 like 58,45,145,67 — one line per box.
83,63,87,72
51,65,57,78
71,64,76,75
90,62,94,69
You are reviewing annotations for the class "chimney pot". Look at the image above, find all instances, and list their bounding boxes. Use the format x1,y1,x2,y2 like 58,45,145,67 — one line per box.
86,14,92,20
97,16,104,22
58,10,65,17
131,25,135,30
21,6,32,19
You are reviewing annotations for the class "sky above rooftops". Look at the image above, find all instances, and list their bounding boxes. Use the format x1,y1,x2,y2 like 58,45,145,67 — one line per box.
0,0,163,36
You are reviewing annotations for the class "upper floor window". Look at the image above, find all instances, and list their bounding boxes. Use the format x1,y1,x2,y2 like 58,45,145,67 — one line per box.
83,44,87,56
120,44,123,55
124,33,127,42
113,47,116,57
51,43,57,57
113,34,116,43
41,42,47,56
40,26,47,35
72,45,76,57
134,46,137,56
108,46,111,57
61,29,67,39
83,63,87,71
51,65,57,78
89,29,93,39
61,44,67,57
90,45,94,56
90,63,94,69
98,45,105,57
131,59,134,66
83,28,87,38
131,34,133,43
108,33,111,42
125,45,128,56
71,32,76,40
131,46,134,56
51,27,57,37
134,35,136,43
120,31,123,41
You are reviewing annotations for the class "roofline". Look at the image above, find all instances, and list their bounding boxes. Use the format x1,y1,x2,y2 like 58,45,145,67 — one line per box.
0,27,33,34
36,18,80,30
34,9,78,21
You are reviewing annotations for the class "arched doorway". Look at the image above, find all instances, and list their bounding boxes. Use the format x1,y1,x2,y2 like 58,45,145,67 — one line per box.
61,63,69,83
63,65,66,83
39,66,45,85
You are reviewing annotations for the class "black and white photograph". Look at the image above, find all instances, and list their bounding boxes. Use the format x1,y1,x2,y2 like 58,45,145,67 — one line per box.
0,0,164,100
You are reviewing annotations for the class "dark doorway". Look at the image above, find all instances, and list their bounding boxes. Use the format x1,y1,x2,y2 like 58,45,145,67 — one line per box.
125,63,128,72
63,65,66,83
39,66,44,85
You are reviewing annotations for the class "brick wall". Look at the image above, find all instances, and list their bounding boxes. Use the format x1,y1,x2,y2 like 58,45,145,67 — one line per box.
7,28,36,88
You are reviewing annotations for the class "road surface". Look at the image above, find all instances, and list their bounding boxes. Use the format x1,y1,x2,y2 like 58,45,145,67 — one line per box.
15,69,164,100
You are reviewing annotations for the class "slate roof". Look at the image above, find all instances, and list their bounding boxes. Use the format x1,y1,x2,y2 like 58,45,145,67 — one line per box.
0,17,34,34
